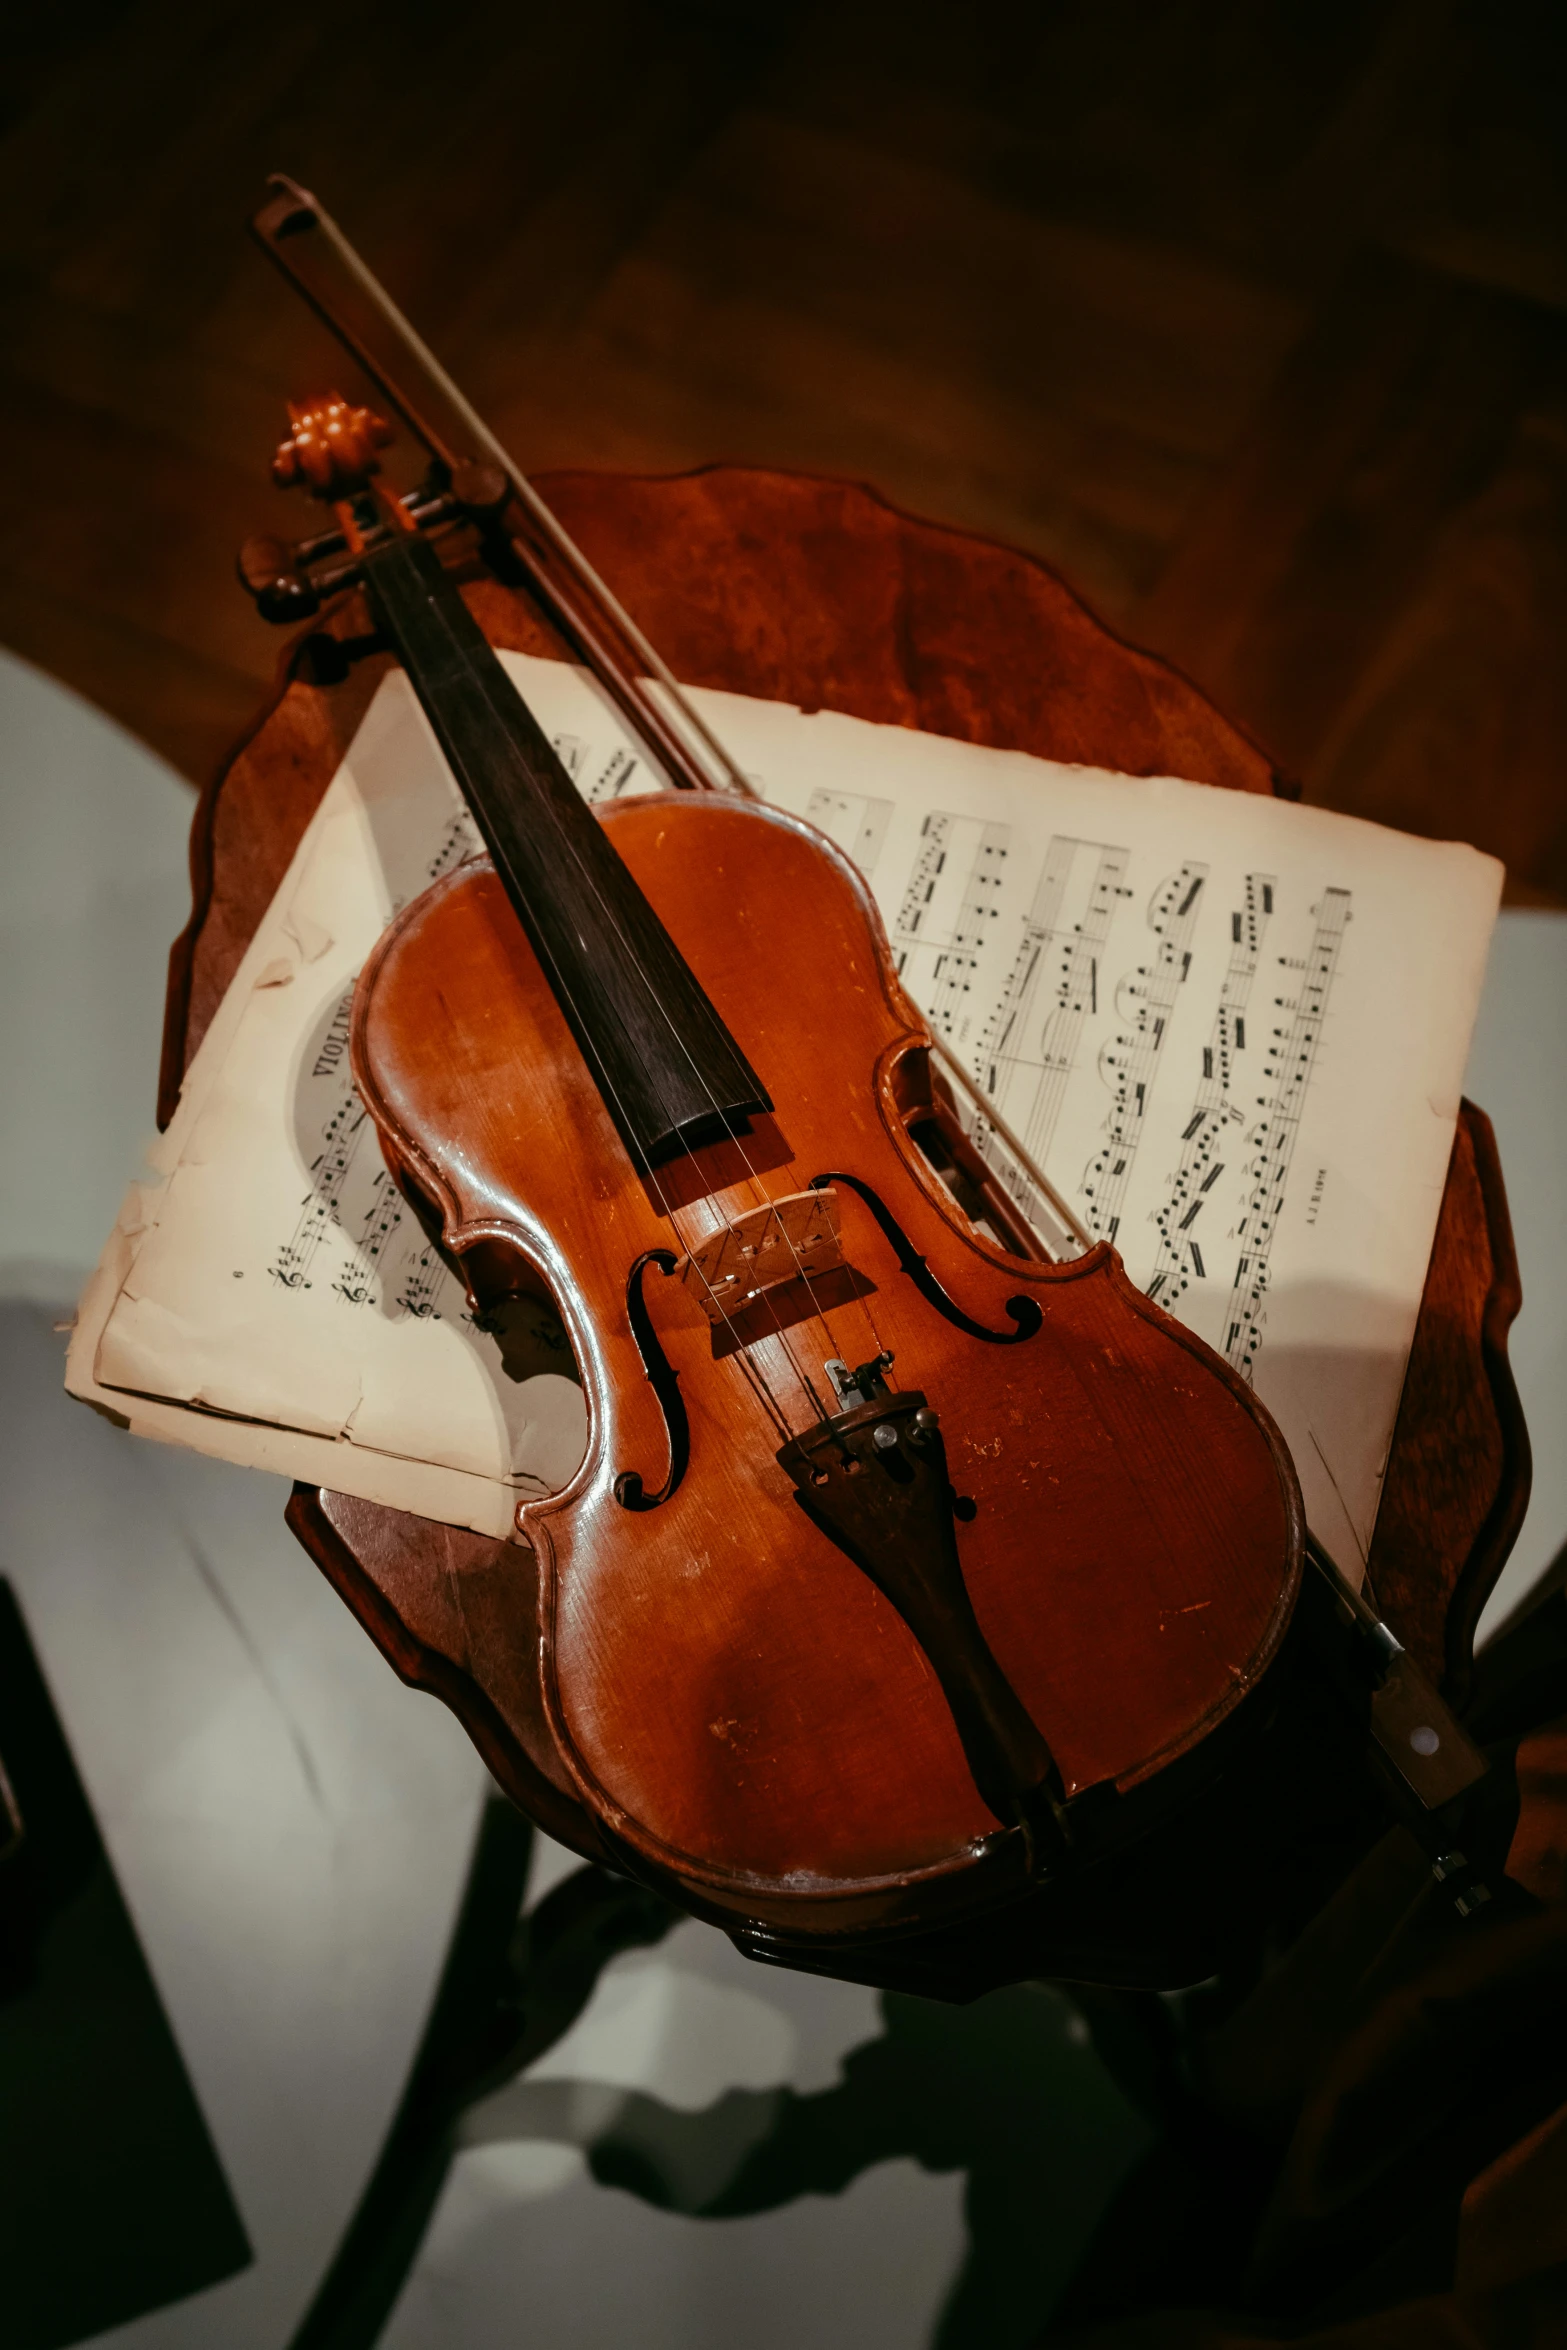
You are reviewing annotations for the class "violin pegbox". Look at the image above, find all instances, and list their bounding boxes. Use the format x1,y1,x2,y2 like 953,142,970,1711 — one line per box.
240,395,439,621
271,393,394,502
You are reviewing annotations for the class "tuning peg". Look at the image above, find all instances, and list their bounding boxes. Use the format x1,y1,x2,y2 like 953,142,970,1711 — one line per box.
237,533,321,622
449,461,510,520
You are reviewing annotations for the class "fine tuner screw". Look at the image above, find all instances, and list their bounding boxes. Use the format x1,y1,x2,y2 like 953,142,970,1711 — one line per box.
874,1407,941,1452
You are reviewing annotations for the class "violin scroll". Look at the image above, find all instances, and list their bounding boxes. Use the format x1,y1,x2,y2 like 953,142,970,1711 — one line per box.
272,393,394,501
239,401,455,620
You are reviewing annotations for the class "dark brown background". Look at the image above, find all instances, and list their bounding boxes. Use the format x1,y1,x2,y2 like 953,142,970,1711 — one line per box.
3,0,1564,904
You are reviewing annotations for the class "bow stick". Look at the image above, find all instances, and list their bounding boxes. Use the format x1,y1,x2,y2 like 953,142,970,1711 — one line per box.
248,174,1091,1261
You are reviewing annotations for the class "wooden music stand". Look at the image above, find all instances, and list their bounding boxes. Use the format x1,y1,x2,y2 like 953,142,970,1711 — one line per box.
159,465,1532,1886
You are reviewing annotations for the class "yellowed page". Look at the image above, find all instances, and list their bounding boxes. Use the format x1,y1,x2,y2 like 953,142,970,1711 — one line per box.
69,657,1500,1570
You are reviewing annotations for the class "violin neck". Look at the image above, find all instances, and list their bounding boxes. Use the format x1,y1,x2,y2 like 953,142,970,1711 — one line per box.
359,533,770,1164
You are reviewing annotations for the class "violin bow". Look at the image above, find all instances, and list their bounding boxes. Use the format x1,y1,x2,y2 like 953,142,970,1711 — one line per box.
249,173,1091,1262
251,173,751,804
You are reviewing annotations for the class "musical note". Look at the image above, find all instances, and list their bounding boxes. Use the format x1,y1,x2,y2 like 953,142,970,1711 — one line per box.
804,786,894,876
270,989,369,1292
1222,886,1351,1379
395,1239,453,1322
424,806,481,885
1145,872,1274,1308
1080,862,1208,1245
332,1164,407,1305
581,744,642,802
892,811,1011,1040
967,834,1130,1224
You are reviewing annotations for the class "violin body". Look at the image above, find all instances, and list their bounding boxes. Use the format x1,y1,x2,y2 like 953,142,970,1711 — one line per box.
230,371,1306,1965
353,785,1302,1937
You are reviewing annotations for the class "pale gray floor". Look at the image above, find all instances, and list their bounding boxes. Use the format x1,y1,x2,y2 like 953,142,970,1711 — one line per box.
0,644,1561,2349
0,650,489,2347
1465,912,1567,1639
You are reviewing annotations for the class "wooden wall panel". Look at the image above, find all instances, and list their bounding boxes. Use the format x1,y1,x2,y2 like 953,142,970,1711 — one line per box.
1,0,1563,899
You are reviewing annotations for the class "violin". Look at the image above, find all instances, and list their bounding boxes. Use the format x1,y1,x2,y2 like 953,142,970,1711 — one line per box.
237,180,1308,1972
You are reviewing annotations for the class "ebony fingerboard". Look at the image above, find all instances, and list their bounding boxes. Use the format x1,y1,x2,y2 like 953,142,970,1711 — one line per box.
360,534,770,1163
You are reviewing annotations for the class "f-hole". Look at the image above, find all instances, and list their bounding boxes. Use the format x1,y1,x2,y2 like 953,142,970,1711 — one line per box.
614,1249,689,1511
811,1173,1043,1344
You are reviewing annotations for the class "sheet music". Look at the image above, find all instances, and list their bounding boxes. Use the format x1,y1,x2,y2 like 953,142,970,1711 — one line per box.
70,657,1500,1563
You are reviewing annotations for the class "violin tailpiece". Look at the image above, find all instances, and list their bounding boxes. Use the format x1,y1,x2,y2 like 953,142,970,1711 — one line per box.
777,1382,1062,1861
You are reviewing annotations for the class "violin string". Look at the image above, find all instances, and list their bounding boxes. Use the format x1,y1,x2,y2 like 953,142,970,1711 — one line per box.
714,1324,796,1446
425,846,804,1431
438,834,809,1438
352,463,877,1418
292,344,892,1413
331,437,862,1415
417,591,863,1415
499,786,859,1410
376,565,807,1394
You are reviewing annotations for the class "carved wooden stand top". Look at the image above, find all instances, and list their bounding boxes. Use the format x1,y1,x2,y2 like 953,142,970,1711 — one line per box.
160,466,1531,1872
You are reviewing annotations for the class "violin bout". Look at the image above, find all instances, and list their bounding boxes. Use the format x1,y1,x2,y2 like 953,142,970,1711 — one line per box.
351,789,1303,1936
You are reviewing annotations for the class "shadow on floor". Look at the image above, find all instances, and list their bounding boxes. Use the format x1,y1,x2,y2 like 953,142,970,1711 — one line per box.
468,1972,1150,2348
288,1800,1149,2350
0,1578,252,2350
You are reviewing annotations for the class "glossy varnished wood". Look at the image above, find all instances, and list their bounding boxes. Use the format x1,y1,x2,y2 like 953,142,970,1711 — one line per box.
160,470,1527,1930
350,791,1299,1926
354,531,771,1161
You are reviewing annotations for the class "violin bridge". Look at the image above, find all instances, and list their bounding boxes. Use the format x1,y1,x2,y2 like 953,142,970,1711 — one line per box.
679,1188,844,1323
